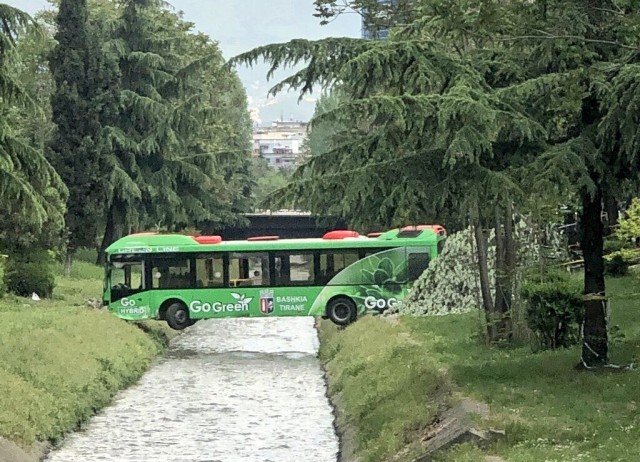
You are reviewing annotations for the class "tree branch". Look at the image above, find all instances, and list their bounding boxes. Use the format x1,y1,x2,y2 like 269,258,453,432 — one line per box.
500,34,638,51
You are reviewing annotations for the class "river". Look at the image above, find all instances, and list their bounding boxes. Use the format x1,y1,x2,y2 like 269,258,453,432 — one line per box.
44,317,339,462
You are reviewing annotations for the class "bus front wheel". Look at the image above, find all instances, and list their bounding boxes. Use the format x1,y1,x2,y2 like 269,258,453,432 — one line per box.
326,297,357,326
166,302,191,330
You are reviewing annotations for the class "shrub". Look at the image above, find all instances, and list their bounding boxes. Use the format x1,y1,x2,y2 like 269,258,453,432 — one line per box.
603,238,627,255
605,254,629,277
4,255,55,298
521,271,583,350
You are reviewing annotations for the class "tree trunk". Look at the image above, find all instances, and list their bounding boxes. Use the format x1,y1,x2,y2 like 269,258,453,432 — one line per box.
580,186,608,368
493,204,515,343
474,222,495,342
64,250,74,277
493,206,506,339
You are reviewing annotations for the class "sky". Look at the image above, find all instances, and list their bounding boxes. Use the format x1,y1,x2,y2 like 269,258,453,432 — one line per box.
9,0,362,124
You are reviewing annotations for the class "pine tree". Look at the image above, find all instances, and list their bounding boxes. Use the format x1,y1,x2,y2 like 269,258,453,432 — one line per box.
0,5,66,254
49,0,115,275
234,0,640,365
97,0,252,260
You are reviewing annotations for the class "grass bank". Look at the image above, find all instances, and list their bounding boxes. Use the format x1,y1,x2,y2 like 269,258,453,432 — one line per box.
0,258,175,460
317,276,640,462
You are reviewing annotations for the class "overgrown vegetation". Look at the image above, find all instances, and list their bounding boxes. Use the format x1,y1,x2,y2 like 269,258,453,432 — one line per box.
317,317,451,462
318,276,640,462
521,271,583,350
0,258,174,446
2,250,57,298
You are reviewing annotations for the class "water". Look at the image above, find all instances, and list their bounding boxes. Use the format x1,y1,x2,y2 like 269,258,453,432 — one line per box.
45,318,339,462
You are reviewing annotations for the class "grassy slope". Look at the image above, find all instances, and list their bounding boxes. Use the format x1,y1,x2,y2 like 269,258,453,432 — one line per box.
318,276,640,462
0,259,174,446
318,317,452,462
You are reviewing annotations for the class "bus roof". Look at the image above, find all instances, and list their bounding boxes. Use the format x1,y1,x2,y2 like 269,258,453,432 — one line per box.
105,226,446,255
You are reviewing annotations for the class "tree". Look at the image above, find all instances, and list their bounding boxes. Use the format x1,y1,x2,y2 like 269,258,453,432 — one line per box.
306,91,343,157
0,4,66,255
233,6,541,344
233,1,640,366
249,157,294,207
97,0,252,261
313,0,416,38
48,0,115,275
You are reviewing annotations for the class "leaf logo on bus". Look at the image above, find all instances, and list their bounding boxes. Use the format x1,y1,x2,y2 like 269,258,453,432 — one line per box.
231,292,253,308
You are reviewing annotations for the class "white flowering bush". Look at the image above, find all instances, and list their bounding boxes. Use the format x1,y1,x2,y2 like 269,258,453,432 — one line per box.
391,219,568,317
389,228,492,316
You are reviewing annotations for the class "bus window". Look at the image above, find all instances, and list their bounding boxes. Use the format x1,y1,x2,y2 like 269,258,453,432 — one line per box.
273,253,314,286
229,252,269,287
151,257,192,289
407,251,430,282
195,254,224,288
109,258,143,301
319,250,359,284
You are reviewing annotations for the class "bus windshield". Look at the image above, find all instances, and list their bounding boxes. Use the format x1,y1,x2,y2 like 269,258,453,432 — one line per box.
108,257,143,302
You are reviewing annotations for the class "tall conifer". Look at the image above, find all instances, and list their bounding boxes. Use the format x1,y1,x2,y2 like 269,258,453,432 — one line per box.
49,0,113,274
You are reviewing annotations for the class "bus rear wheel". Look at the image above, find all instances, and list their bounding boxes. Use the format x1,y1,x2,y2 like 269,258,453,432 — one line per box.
166,302,191,330
327,297,357,326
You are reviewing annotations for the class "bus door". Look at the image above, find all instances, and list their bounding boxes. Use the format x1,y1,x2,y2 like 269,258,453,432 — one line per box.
107,255,147,305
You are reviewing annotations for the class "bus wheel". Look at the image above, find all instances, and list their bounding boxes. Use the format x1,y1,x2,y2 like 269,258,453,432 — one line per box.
327,297,357,326
166,302,191,330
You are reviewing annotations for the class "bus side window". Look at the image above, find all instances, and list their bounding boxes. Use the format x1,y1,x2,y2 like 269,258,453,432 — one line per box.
318,250,359,284
151,257,192,289
229,252,269,287
407,252,430,282
195,255,224,288
274,253,314,286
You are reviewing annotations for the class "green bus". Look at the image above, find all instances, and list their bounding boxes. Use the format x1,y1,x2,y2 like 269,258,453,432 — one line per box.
103,225,446,330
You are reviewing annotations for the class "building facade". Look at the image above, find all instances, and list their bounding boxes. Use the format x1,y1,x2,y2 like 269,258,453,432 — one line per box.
361,0,394,39
252,120,309,169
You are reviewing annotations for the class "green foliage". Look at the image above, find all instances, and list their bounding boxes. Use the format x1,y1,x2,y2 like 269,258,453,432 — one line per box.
234,0,640,361
604,253,629,277
521,271,583,350
3,253,55,298
0,7,67,253
616,197,640,241
48,0,116,252
402,277,640,461
99,0,252,247
249,157,293,207
0,259,174,445
319,277,640,460
604,247,640,277
603,237,627,255
0,258,5,297
306,91,343,157
317,317,450,462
